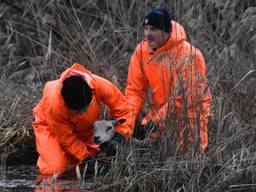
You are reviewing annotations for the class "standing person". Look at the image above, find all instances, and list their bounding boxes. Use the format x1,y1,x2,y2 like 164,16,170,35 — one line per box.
125,6,212,151
32,63,134,175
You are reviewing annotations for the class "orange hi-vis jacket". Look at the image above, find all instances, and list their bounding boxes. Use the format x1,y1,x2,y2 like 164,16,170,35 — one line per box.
32,63,134,174
125,21,212,151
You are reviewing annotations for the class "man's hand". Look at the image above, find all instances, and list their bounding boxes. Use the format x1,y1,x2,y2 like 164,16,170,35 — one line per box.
106,133,125,156
133,120,158,140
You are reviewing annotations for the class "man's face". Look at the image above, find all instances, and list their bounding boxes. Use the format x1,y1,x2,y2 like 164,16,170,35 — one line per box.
144,25,169,50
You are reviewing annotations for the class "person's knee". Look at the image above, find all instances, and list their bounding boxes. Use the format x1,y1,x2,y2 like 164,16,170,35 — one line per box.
38,156,68,174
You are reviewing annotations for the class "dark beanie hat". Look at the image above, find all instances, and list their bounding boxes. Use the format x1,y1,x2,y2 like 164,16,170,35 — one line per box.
143,7,171,33
61,76,92,110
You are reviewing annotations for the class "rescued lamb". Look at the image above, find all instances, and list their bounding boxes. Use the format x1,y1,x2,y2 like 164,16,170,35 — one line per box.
93,119,126,145
93,119,156,157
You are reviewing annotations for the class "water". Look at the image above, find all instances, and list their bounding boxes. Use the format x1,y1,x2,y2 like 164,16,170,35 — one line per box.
0,165,96,192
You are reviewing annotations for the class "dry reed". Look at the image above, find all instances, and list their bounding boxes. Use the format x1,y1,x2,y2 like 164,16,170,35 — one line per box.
0,0,256,191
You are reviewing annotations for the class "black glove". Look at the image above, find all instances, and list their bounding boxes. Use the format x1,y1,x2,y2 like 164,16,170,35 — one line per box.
133,120,158,140
106,133,125,156
80,156,95,176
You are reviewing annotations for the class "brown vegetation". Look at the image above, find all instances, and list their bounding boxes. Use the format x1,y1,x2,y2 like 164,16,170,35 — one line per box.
0,0,256,191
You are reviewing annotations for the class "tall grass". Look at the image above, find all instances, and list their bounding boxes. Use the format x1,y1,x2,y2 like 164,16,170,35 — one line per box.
0,0,256,191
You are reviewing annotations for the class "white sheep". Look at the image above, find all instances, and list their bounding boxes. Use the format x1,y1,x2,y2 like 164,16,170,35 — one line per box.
93,119,126,145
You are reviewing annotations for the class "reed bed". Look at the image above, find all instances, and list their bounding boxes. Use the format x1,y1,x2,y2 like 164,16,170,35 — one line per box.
0,0,256,191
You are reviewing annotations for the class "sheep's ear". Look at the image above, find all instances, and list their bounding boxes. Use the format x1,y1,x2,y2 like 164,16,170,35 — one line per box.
116,118,126,125
112,119,126,126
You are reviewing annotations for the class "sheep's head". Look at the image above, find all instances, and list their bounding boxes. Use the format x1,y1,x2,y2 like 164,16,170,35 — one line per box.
93,119,126,145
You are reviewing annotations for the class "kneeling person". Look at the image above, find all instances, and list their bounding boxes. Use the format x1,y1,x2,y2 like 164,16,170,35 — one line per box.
32,63,134,175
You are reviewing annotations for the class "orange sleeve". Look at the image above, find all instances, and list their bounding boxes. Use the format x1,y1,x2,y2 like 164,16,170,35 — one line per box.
125,47,148,119
47,107,90,161
94,76,135,138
